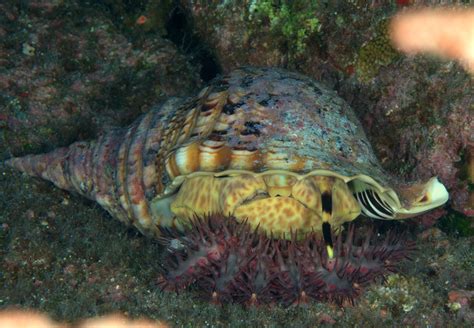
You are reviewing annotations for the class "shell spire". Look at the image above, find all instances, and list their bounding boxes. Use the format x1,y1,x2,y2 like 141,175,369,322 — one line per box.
4,132,138,229
5,146,76,192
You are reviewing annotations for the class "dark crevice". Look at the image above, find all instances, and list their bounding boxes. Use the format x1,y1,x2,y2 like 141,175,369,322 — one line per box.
165,5,221,82
321,192,332,214
76,2,220,82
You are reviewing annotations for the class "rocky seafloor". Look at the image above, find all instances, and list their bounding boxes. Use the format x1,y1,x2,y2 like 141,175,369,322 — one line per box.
1,165,473,326
1,0,473,327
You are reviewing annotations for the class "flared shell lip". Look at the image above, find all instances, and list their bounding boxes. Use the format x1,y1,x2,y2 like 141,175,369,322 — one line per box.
161,168,402,208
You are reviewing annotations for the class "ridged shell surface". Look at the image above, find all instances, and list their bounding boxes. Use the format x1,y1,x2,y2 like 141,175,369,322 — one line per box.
166,67,386,180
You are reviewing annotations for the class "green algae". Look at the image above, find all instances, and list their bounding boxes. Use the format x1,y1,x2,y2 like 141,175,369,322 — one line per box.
355,20,400,83
248,0,320,58
183,1,322,67
438,211,474,237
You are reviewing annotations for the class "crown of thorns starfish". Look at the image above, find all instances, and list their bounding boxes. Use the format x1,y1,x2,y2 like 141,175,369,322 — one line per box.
157,215,415,306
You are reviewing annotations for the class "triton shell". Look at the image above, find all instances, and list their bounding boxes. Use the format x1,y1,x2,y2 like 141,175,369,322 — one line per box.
5,67,449,237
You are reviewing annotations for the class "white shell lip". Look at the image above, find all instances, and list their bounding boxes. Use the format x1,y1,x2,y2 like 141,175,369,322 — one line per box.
395,177,449,218
426,177,450,206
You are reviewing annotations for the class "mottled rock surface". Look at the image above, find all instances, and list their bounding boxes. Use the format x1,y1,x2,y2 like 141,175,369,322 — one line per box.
1,0,473,326
0,0,201,159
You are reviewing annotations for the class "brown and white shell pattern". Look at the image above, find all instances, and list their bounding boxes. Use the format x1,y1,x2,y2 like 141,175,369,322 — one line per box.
164,67,387,180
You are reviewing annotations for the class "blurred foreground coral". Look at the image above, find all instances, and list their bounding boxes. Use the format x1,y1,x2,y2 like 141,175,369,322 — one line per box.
0,309,168,328
390,7,474,73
